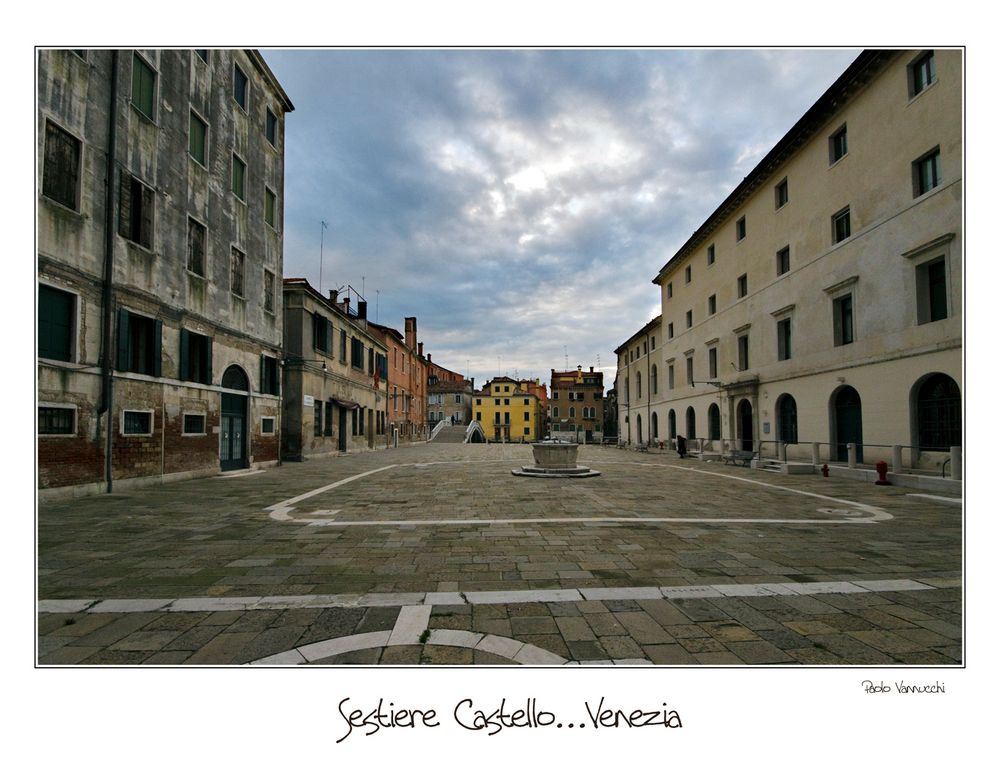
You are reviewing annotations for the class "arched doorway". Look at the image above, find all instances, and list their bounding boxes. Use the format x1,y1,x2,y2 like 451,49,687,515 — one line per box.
220,364,250,471
737,399,753,451
636,413,643,444
776,394,798,444
651,411,659,439
686,406,696,439
668,409,676,440
915,373,961,450
832,386,863,462
708,403,721,441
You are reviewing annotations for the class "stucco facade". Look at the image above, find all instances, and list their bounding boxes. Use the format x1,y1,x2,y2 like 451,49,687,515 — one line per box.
472,377,543,443
617,49,962,469
38,49,292,496
550,366,605,442
281,280,388,458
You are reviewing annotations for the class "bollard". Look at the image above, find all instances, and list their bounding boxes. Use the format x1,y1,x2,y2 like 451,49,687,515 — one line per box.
847,443,856,469
892,444,903,473
811,442,820,465
875,460,890,485
821,463,829,477
950,446,962,480
778,441,787,462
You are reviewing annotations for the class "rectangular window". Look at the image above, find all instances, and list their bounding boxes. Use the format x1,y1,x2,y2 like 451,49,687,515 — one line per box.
261,354,279,395
195,49,209,64
476,411,481,421
233,63,249,110
189,111,207,167
123,410,153,435
909,51,936,97
737,274,748,298
777,318,792,361
314,401,323,436
685,356,693,386
833,294,854,346
736,216,746,241
524,427,530,435
265,187,276,227
830,124,848,163
39,284,75,362
117,309,161,376
183,413,206,434
39,406,75,435
131,53,156,121
668,363,674,390
707,244,715,265
340,329,347,361
524,411,530,421
42,121,81,210
312,313,332,353
651,336,656,349
685,266,691,284
685,310,692,329
325,402,334,436
775,178,788,209
552,406,559,418
261,417,276,434
737,334,749,371
776,246,790,276
832,207,851,243
187,218,206,276
264,269,275,313
913,148,941,196
666,282,673,299
232,154,246,201
708,347,717,379
179,329,212,384
916,257,948,324
667,322,674,339
266,108,278,146
118,172,154,249
230,247,245,297
708,294,716,315
351,337,364,370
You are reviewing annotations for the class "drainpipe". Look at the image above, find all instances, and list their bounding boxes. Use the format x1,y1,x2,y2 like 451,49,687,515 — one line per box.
98,49,120,494
645,339,651,446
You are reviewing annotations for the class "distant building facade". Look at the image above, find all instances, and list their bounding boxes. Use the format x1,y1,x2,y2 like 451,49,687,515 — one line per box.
281,280,388,458
38,49,293,496
550,366,605,442
369,317,428,443
472,377,543,442
614,317,661,446
617,49,961,468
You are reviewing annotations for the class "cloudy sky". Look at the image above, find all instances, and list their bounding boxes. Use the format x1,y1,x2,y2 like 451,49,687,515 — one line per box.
262,48,860,388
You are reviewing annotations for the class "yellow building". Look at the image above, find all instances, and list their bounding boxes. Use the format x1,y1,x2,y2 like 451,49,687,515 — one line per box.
472,376,543,442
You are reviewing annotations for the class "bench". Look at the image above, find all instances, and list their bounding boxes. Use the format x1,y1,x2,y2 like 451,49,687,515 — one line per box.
636,443,649,453
602,436,618,447
723,450,758,467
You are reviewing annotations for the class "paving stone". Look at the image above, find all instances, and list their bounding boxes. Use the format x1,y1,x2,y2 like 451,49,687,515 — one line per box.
238,627,308,661
475,650,516,665
184,632,263,664
555,616,596,642
79,649,152,665
506,602,550,617
547,602,583,617
677,637,729,654
516,634,570,659
72,613,160,648
615,612,674,644
599,635,646,659
163,624,226,651
723,640,794,664
143,650,196,664
510,616,559,636
110,630,185,651
693,651,744,664
48,613,118,637
783,620,841,636
378,645,423,664
642,644,699,664
584,612,627,637
475,634,524,661
785,647,845,664
422,644,474,665
672,599,732,623
566,640,608,661
635,599,693,626
39,646,105,664
312,648,384,665
807,634,895,665
702,621,760,643
846,630,929,654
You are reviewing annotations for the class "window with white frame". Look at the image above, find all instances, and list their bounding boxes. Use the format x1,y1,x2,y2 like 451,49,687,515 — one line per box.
908,51,936,98
39,405,76,436
123,409,153,436
182,413,206,435
913,147,941,197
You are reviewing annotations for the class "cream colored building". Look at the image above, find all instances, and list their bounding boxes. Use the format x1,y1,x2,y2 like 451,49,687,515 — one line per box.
618,49,961,469
614,317,662,445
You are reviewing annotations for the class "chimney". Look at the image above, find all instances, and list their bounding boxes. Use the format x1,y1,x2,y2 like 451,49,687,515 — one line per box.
328,290,337,304
358,300,368,320
590,366,594,373
343,297,351,314
418,342,424,358
427,353,432,364
404,317,417,350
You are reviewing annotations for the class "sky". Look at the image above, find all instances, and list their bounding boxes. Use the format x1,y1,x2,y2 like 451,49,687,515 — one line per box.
262,48,861,389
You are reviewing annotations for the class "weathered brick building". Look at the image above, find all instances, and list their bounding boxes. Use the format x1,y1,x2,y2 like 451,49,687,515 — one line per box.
38,49,293,496
550,366,605,442
368,317,428,443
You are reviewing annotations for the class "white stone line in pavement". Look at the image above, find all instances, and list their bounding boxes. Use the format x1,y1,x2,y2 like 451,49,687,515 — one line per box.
250,649,307,665
298,631,392,662
39,577,945,615
426,629,484,648
265,464,398,522
475,634,525,660
387,605,432,646
298,516,880,527
265,458,892,527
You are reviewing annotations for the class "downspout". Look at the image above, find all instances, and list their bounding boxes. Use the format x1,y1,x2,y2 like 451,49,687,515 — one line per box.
99,49,120,494
646,339,651,446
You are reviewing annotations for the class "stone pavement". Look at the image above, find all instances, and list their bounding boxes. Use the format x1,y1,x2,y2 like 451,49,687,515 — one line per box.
37,442,962,665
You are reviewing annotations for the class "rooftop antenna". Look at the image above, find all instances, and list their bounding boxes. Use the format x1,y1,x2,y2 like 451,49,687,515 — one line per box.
375,289,380,322
564,346,568,371
318,220,328,293
362,276,366,298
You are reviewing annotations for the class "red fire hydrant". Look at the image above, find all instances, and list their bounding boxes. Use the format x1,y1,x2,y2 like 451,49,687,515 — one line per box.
821,463,829,478
875,460,890,486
